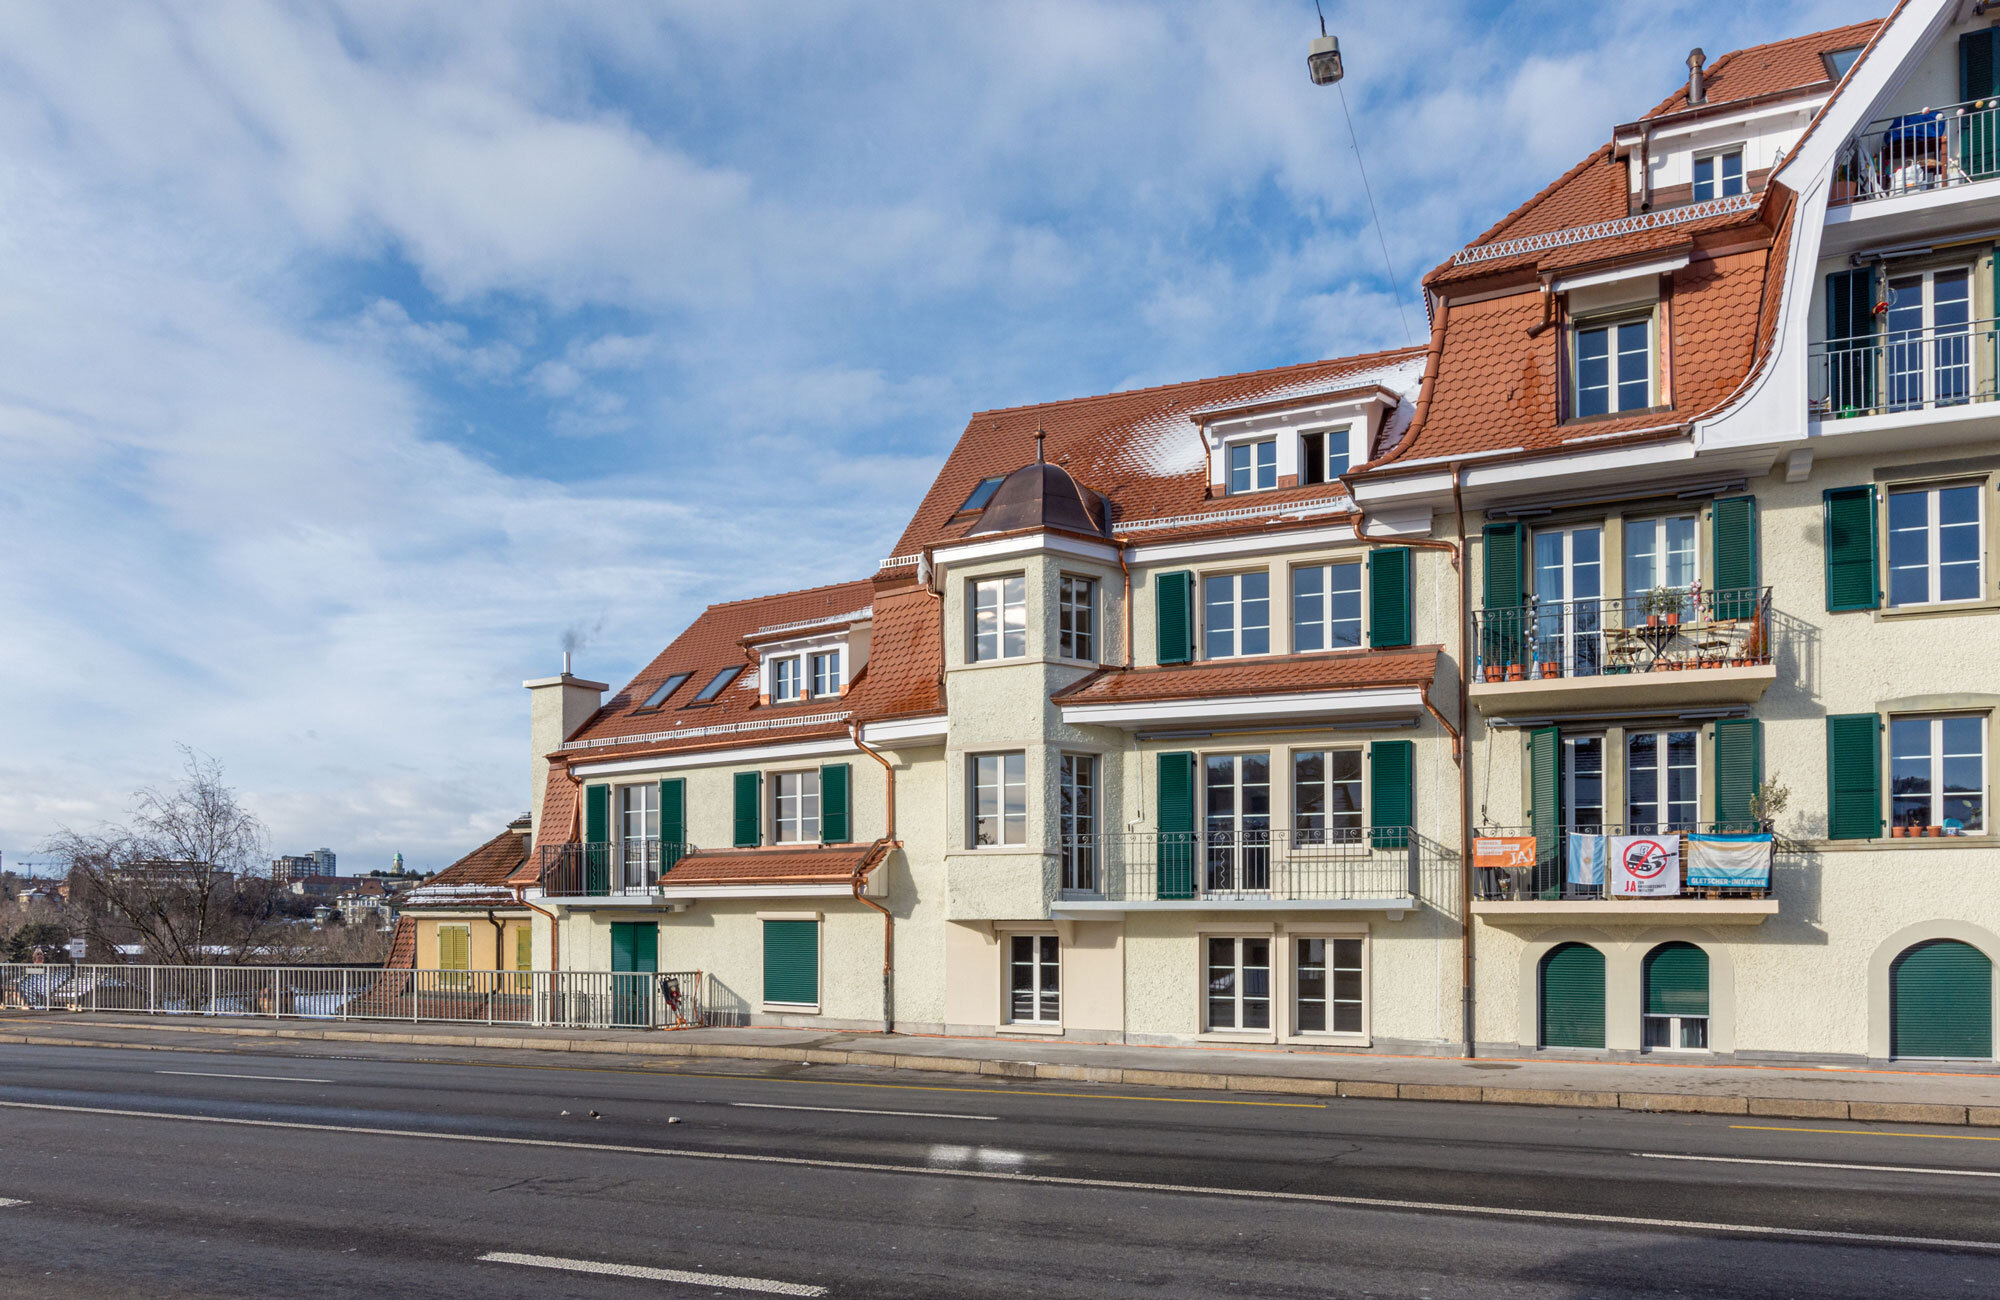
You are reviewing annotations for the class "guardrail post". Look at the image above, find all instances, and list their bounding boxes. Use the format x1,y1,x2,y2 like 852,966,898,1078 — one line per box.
209,965,217,1017
149,966,157,1015
340,968,349,1021
1407,835,1420,900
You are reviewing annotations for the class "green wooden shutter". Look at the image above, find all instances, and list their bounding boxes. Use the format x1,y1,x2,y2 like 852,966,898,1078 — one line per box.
1540,942,1605,1049
763,919,819,1005
1155,571,1193,665
1893,940,1993,1059
1156,751,1196,900
1711,496,1759,619
1964,31,2000,178
1645,942,1710,1018
1823,486,1880,612
1713,718,1763,830
1824,269,1877,414
584,783,611,894
733,771,763,848
1528,726,1562,889
1369,740,1413,850
659,778,685,870
1826,713,1883,841
1481,523,1526,672
819,763,850,843
1368,547,1413,648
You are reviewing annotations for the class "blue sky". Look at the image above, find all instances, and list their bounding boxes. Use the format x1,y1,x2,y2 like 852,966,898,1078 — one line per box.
0,0,1880,872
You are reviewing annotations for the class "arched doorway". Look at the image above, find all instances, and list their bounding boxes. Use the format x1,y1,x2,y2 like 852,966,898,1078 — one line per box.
1891,940,1993,1059
1642,942,1709,1051
1539,942,1605,1048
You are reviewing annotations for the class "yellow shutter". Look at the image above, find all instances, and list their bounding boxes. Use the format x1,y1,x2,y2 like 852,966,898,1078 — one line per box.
515,926,533,971
438,925,469,971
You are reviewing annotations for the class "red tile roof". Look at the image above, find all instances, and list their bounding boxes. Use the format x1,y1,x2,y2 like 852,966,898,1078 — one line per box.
1054,648,1440,706
1639,19,1883,120
400,827,531,910
531,769,582,859
883,349,1426,562
381,915,416,971
663,843,885,886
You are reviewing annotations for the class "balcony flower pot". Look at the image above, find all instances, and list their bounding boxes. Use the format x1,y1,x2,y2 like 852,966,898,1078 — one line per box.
1506,664,1526,682
1647,615,1661,628
1539,662,1560,679
1892,824,1908,838
1665,611,1681,627
1927,824,1944,838
1483,665,1503,683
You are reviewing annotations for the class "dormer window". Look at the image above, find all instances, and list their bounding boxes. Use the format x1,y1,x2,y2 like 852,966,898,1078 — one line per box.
1299,426,1352,485
1692,148,1744,201
773,657,804,703
1824,47,1862,81
1574,315,1653,417
811,649,842,696
1227,439,1277,494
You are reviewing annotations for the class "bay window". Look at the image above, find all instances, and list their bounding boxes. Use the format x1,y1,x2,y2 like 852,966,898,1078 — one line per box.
1058,575,1096,661
971,575,1027,662
1059,753,1096,891
970,752,1027,847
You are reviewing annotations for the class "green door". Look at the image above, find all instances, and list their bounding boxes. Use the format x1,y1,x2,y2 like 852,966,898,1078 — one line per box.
1540,942,1605,1049
1156,752,1197,900
610,922,658,1028
1891,940,1993,1059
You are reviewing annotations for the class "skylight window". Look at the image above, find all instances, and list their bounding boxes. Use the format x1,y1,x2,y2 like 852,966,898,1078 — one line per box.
637,673,690,710
691,666,741,703
1823,47,1862,81
957,476,1005,513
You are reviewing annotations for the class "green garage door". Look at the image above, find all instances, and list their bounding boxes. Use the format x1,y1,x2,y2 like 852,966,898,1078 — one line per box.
1540,942,1606,1049
1891,940,1993,1059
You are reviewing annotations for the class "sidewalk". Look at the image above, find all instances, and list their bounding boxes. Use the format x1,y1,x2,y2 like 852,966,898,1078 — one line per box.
4,1011,1997,1126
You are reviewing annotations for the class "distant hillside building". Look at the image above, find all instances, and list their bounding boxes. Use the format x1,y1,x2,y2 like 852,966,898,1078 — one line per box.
272,853,334,884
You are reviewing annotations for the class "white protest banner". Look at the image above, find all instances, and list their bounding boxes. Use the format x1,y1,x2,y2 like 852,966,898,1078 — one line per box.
1608,833,1679,897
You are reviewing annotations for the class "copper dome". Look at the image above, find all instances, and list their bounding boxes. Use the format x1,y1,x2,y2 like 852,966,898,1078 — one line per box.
965,461,1109,538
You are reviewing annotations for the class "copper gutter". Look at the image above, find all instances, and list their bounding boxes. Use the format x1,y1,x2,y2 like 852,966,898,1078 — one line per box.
851,722,900,1033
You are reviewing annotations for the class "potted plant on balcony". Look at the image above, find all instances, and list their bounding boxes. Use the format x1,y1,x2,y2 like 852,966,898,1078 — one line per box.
1506,661,1526,681
1539,659,1561,679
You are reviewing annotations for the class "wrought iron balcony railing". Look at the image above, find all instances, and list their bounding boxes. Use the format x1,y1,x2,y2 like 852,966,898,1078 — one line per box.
1471,586,1771,682
1056,828,1453,906
539,840,692,898
1807,318,2000,419
1834,98,2000,205
1474,822,1771,903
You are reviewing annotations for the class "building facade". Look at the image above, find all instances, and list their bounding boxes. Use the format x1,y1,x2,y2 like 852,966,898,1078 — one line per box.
512,4,1996,1065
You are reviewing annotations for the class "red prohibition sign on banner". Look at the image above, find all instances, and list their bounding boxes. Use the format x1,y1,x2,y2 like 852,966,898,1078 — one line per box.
1622,839,1671,878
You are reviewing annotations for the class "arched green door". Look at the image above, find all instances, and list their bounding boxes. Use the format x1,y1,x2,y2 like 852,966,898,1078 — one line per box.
1539,942,1605,1049
1891,940,1993,1059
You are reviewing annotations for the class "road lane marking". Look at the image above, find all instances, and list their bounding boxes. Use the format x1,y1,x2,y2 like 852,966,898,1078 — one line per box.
1732,1124,2000,1144
0,1199,25,1208
731,1102,998,1121
1638,1152,2000,1179
156,1071,333,1084
480,1251,826,1296
4,1098,1998,1254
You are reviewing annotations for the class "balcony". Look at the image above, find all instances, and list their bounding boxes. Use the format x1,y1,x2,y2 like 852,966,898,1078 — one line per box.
538,841,690,902
1832,99,2000,208
1470,586,1775,715
1470,823,1778,927
1808,316,2000,423
1051,828,1455,917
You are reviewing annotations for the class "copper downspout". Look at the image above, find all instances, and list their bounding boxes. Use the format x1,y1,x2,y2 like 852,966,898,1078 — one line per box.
521,893,560,971
1451,465,1476,1059
851,722,900,1034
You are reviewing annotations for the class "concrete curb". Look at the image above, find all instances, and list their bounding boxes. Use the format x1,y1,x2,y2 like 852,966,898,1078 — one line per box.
1,1021,1992,1129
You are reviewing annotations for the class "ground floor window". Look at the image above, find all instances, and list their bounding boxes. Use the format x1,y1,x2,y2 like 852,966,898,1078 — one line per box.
763,919,820,1007
1294,936,1363,1035
1008,935,1060,1024
1891,939,1993,1059
1206,936,1271,1031
1539,941,1605,1049
1641,941,1709,1051
437,924,471,989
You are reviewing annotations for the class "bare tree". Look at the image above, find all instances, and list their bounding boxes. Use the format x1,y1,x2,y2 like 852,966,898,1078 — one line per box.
44,748,284,965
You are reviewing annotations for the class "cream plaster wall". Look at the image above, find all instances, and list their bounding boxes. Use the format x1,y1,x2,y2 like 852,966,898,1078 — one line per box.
411,914,530,972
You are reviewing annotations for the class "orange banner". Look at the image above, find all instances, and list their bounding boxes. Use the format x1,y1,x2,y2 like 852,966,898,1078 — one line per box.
1472,835,1536,870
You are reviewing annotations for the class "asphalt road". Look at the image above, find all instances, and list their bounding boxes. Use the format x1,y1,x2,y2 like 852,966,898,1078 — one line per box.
0,1037,1997,1298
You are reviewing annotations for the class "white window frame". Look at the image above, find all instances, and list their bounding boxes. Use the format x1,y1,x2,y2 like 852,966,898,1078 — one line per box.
1203,933,1274,1034
1887,482,1986,608
810,649,843,697
969,751,1028,848
1299,424,1354,485
1691,146,1745,201
1059,752,1097,892
1572,312,1654,417
618,782,660,889
1564,734,1606,833
970,574,1028,662
1889,714,1988,835
1226,438,1278,494
772,656,804,703
1058,574,1097,663
1289,560,1362,653
1626,729,1701,832
1202,569,1272,659
772,769,821,844
1291,747,1363,843
1290,931,1367,1039
1005,932,1061,1027
1621,513,1699,610
1883,267,1973,413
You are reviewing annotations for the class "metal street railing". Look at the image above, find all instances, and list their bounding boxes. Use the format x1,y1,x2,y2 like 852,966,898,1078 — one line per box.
0,964,707,1030
1834,98,2000,205
1057,827,1455,907
1472,586,1771,681
1474,823,1769,903
539,840,693,898
1807,318,2000,419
